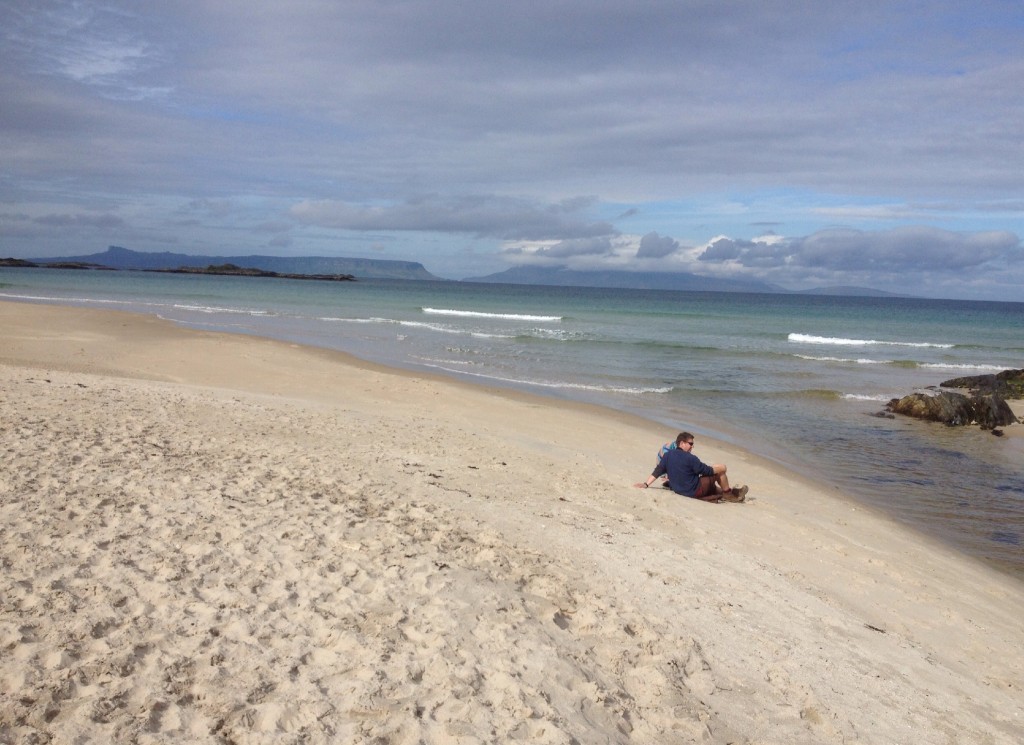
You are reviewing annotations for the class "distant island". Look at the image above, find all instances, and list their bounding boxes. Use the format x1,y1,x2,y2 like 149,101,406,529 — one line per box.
465,264,783,293
464,265,908,297
12,246,440,281
1,257,354,283
147,263,355,281
791,285,908,298
1,258,116,270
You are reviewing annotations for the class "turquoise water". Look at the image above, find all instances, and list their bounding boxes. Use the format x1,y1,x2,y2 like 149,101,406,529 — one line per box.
3,267,1023,575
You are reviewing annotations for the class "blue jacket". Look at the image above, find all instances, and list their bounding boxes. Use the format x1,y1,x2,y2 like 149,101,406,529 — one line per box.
652,448,714,497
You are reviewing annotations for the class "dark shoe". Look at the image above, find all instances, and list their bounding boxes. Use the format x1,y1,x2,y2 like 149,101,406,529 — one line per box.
722,485,748,503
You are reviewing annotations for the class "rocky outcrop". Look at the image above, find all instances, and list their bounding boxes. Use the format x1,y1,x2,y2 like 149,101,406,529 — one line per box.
1,257,114,270
884,368,1022,430
886,390,1018,429
941,369,1024,399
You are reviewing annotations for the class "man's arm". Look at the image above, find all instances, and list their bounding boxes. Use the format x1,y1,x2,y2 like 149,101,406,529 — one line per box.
634,460,667,488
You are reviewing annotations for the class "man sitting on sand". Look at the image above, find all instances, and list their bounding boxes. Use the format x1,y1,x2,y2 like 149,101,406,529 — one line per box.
635,432,748,503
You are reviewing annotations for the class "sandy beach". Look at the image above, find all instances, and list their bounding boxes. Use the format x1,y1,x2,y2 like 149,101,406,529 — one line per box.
1,300,1022,744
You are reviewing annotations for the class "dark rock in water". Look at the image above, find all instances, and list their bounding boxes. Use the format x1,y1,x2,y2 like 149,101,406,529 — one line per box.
886,390,1018,429
887,391,974,425
941,369,1024,399
973,394,1018,429
991,429,1004,437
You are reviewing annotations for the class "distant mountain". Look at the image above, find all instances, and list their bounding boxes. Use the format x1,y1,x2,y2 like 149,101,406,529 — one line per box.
28,246,441,281
465,266,910,297
464,265,783,293
793,285,910,298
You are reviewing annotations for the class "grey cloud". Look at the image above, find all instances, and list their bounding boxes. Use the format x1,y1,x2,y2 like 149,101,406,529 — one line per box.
1,211,32,223
255,221,292,234
4,1,169,100
0,208,128,254
698,228,1022,273
34,213,125,229
700,238,743,261
636,232,680,259
0,211,36,240
533,237,615,259
790,228,1020,271
5,1,1013,202
3,2,1020,203
291,196,617,241
181,199,237,218
699,237,785,268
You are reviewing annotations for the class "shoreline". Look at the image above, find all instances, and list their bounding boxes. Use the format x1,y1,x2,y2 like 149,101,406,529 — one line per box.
3,300,1023,742
0,299,917,525
4,293,1021,571
0,298,1018,569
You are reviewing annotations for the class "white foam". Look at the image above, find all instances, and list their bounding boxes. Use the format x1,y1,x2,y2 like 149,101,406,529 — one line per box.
789,333,953,349
0,291,135,306
795,354,888,365
418,362,672,395
918,362,1006,372
423,307,562,322
172,304,272,316
842,393,894,402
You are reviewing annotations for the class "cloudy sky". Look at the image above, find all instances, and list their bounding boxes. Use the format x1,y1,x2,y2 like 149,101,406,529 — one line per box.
2,1,1023,300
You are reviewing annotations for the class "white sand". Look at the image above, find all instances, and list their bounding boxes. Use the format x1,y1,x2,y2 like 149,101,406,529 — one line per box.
1,301,1022,744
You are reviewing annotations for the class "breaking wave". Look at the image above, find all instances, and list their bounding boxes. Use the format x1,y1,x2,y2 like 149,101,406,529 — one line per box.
423,307,562,322
788,333,954,349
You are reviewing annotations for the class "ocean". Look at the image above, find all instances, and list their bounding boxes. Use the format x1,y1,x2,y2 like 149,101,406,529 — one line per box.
3,267,1023,577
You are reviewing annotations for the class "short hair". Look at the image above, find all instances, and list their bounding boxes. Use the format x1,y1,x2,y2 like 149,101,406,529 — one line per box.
675,432,694,445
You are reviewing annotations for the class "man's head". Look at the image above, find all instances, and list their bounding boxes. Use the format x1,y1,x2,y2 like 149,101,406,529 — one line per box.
675,432,695,449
